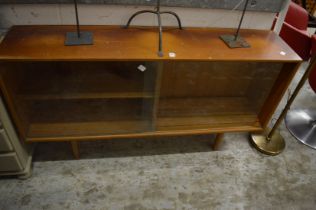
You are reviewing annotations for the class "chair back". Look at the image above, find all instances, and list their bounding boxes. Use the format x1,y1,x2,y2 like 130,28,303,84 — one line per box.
309,64,316,93
285,2,309,30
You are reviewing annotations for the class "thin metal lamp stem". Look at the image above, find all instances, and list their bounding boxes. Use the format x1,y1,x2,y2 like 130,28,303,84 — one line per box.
157,0,160,12
250,55,316,155
74,0,81,38
268,55,316,139
65,0,94,46
219,0,251,48
234,0,250,40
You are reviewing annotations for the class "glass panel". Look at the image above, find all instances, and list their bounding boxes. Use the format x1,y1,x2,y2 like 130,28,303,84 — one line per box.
1,61,283,139
156,61,283,131
4,61,158,139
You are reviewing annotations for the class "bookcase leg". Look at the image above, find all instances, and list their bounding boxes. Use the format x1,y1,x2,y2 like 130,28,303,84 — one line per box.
212,133,224,150
70,141,80,159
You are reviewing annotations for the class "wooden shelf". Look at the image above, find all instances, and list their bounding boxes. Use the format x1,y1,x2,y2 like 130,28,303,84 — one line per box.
0,26,301,62
24,97,260,140
157,97,259,131
24,98,154,139
26,120,262,142
158,97,257,116
27,120,152,140
157,115,260,131
18,92,154,100
17,62,156,100
28,98,151,123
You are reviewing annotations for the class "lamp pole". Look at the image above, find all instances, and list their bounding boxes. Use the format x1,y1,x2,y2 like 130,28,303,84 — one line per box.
64,0,94,46
250,55,316,155
219,0,251,48
74,0,81,38
234,0,250,40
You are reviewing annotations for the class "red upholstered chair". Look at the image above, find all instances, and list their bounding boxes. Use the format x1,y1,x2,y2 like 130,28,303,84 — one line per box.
310,62,316,92
280,2,312,60
310,36,316,92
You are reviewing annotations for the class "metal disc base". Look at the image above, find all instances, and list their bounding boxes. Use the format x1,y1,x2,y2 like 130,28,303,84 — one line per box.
65,31,93,46
220,34,250,48
249,129,285,156
285,109,316,150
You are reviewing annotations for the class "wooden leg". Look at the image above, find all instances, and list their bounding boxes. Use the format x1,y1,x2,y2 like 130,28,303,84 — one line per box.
70,141,80,159
212,133,224,150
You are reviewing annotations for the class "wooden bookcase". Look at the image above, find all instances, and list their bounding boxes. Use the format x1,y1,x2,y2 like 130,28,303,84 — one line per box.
0,26,301,158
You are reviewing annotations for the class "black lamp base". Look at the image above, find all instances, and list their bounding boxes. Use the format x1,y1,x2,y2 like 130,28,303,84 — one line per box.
65,31,93,46
220,34,250,48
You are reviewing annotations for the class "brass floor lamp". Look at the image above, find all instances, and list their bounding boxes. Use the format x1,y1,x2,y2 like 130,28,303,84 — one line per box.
250,55,316,155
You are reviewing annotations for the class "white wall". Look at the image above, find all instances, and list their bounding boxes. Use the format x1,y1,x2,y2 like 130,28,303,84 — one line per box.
0,4,276,31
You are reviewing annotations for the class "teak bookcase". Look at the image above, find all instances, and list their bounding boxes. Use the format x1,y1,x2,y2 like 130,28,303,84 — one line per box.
0,26,301,158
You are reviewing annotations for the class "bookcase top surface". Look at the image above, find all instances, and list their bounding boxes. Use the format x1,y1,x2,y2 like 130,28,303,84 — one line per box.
0,25,301,62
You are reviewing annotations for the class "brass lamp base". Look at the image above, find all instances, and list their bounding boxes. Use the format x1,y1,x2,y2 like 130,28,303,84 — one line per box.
249,129,285,156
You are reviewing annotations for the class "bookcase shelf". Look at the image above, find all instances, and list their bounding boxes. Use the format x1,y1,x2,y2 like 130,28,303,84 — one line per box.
0,25,302,157
16,62,156,100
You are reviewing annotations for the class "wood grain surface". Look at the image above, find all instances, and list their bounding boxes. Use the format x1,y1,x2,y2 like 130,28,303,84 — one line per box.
0,25,302,144
0,25,301,62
